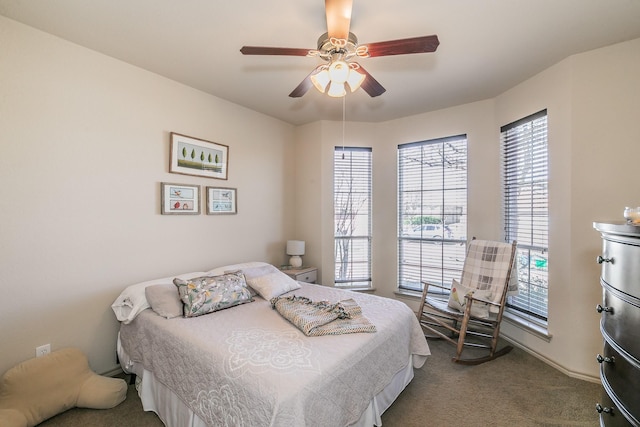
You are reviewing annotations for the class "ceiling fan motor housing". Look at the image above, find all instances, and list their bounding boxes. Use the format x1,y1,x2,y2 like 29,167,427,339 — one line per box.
316,32,363,61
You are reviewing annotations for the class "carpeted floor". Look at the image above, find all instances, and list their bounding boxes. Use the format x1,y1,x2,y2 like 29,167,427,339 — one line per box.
380,340,601,427
38,339,602,426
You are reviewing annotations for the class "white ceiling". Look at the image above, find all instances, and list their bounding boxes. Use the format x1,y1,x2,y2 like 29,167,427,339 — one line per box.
2,0,640,126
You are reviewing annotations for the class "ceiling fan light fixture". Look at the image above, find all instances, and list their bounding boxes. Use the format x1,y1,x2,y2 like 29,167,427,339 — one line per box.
311,60,365,97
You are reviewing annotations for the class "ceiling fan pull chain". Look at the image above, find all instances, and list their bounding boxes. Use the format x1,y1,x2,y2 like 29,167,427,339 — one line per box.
342,96,346,159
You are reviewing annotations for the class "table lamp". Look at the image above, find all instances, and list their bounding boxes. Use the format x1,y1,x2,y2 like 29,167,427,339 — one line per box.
286,240,305,268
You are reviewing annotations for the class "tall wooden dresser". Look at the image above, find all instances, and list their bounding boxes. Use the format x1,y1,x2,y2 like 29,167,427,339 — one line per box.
593,222,640,427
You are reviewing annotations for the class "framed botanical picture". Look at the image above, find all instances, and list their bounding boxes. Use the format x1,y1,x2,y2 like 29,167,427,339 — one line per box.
169,132,229,180
206,187,237,215
161,182,201,215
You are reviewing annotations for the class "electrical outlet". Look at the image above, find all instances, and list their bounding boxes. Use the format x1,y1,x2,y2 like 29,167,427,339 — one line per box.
36,344,51,358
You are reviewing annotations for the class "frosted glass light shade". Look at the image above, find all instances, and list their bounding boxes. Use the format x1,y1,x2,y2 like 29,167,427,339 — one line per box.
346,68,366,91
328,60,349,83
310,69,330,93
327,81,347,97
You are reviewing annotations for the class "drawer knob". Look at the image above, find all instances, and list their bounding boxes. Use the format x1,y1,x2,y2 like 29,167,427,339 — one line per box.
595,403,613,414
596,354,615,364
596,304,613,314
596,255,613,264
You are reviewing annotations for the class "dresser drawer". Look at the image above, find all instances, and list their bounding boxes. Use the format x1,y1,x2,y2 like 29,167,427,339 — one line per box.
599,341,640,426
598,390,637,427
600,238,640,300
601,287,640,359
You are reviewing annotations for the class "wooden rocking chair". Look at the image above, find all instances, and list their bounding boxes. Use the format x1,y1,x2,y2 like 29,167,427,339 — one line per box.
417,238,517,365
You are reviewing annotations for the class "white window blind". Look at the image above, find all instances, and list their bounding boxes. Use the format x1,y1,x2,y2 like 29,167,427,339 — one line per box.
334,147,372,288
398,136,467,292
501,109,549,321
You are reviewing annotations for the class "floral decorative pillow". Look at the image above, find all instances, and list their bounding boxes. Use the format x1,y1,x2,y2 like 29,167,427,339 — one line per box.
173,271,253,317
447,279,491,319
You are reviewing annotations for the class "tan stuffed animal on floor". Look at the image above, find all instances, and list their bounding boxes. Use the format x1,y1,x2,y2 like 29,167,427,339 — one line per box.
0,347,127,427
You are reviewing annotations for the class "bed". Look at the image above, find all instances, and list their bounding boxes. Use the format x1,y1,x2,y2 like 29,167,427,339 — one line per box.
112,262,430,427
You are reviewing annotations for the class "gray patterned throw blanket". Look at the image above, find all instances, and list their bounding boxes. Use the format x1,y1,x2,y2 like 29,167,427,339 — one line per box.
270,295,376,336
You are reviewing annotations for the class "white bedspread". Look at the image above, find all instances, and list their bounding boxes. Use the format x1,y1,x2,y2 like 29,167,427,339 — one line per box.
119,283,429,427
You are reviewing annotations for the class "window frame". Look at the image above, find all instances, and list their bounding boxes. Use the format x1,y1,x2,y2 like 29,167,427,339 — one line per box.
333,146,372,289
501,109,549,324
397,135,468,293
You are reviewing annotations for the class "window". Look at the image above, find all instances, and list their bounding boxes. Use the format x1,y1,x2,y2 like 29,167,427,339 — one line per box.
501,110,549,322
334,147,372,288
398,135,467,292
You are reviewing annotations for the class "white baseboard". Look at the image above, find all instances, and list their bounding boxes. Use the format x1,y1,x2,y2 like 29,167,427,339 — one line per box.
500,335,600,384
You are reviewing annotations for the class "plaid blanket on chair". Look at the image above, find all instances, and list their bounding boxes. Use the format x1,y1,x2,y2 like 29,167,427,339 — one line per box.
270,295,377,336
460,239,518,312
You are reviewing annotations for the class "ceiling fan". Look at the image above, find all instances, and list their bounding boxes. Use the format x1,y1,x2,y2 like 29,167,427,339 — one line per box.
240,0,439,98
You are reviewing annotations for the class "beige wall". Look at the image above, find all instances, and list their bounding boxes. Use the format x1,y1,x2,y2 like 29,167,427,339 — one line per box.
298,38,640,379
0,16,295,376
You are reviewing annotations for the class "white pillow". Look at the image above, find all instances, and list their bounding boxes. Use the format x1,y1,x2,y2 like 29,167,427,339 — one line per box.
210,261,272,297
145,284,183,319
111,271,207,324
447,278,491,319
240,264,301,300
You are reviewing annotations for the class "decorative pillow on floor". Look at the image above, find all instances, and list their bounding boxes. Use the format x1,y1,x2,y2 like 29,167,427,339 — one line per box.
447,279,491,319
174,271,253,317
0,348,127,427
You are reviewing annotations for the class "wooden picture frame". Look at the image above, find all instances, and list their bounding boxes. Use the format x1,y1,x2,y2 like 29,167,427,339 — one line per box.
161,182,201,215
206,187,237,215
169,132,228,180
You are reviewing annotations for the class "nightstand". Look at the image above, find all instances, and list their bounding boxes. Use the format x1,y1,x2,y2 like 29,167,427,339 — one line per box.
281,266,317,284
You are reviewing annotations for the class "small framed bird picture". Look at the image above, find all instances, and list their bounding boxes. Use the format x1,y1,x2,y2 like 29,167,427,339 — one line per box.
161,182,201,215
206,187,237,215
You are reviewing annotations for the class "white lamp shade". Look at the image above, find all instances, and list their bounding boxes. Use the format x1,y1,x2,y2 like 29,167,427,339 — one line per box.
286,240,305,256
346,68,366,91
310,69,330,93
327,81,347,97
328,60,349,83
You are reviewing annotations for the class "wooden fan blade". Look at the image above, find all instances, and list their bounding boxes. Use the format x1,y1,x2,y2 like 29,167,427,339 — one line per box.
325,0,353,41
240,46,311,56
365,35,440,57
356,65,386,97
289,72,315,98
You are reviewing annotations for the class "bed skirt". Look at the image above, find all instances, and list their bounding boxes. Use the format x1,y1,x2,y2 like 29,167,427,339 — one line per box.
117,334,414,427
